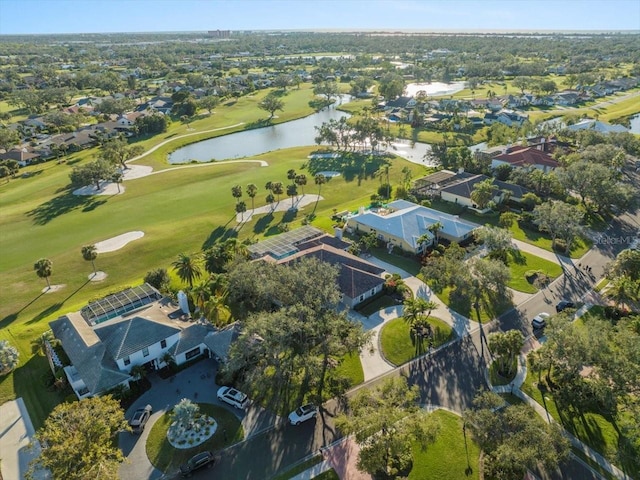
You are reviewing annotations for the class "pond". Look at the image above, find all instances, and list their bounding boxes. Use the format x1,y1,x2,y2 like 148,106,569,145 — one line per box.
168,95,436,166
168,97,351,163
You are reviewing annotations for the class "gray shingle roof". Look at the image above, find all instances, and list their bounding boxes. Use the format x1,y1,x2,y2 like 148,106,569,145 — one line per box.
50,315,130,394
95,316,181,360
173,324,214,355
203,323,240,362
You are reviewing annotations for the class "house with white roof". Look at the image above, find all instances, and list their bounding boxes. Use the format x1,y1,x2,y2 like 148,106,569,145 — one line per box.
566,119,629,134
346,200,480,254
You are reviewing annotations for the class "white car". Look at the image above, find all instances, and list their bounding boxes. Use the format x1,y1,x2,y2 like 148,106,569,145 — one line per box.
532,312,550,330
288,404,318,425
217,386,248,409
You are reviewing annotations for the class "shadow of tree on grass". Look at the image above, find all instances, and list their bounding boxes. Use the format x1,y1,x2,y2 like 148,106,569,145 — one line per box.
27,192,109,225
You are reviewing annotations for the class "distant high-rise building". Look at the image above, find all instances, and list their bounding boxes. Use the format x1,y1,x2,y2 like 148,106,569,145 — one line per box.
208,30,231,38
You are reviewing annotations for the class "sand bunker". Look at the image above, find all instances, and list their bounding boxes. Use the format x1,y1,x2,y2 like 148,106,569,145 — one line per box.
95,231,145,253
72,165,154,196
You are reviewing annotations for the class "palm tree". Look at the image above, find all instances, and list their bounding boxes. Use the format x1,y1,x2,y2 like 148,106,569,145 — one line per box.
190,280,211,314
161,351,176,371
34,258,53,289
313,173,326,211
417,233,433,253
231,184,242,204
294,174,307,197
235,200,247,221
130,364,147,383
266,193,275,211
605,276,639,310
172,253,202,288
271,182,284,202
246,183,258,211
81,244,98,276
287,169,297,182
287,184,298,208
427,221,444,245
31,330,58,356
204,294,231,327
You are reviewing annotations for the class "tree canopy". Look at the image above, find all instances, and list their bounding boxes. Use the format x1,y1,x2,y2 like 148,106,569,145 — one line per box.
29,395,129,480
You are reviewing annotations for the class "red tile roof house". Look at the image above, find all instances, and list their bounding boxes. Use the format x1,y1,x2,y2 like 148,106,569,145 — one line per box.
491,146,559,173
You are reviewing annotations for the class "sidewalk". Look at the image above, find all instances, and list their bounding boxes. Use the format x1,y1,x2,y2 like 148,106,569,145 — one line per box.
289,436,371,480
0,398,50,480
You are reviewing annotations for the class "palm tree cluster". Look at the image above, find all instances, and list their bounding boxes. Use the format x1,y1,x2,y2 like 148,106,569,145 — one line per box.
171,238,248,327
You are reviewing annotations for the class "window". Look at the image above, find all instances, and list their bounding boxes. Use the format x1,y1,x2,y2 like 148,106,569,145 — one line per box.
185,347,201,361
359,295,364,302
160,339,167,349
142,347,149,357
123,356,130,366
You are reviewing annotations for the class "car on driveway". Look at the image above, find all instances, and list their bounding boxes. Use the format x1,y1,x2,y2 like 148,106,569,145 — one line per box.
129,404,152,434
217,386,248,409
288,404,318,425
532,312,550,330
180,451,215,477
556,300,576,313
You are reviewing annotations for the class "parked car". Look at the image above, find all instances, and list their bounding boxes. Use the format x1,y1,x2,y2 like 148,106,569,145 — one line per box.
217,386,248,409
179,451,215,477
129,404,152,434
532,312,550,330
556,300,576,313
288,403,318,425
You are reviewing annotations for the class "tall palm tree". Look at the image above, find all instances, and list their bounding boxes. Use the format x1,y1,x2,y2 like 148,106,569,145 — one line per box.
235,200,247,221
266,193,275,211
34,258,53,289
246,183,258,210
294,174,307,197
190,279,211,314
231,184,242,204
31,330,59,356
172,253,202,288
271,182,284,202
287,169,297,182
427,221,444,245
287,184,298,208
204,294,231,327
313,173,326,212
81,244,98,276
417,233,433,253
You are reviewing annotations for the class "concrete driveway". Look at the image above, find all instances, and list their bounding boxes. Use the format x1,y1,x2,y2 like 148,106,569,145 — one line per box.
118,357,278,480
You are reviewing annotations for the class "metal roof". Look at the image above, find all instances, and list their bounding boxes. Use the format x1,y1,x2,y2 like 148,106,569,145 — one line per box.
80,283,162,326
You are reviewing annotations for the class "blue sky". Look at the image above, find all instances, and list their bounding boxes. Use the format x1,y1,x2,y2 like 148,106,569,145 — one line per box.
1,0,639,34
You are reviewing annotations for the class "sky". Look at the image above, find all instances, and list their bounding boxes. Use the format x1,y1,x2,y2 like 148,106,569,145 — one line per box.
1,0,639,35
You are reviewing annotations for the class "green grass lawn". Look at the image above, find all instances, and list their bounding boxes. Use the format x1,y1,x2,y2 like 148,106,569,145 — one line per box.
520,360,634,476
334,351,364,387
145,403,243,473
369,247,422,276
506,250,563,294
408,409,481,480
312,470,340,480
434,286,513,323
380,317,455,366
489,358,516,386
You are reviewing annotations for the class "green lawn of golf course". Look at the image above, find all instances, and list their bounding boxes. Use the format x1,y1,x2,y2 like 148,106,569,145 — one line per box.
0,110,429,426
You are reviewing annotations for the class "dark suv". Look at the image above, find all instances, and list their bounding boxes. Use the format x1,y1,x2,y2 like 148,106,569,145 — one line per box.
180,451,215,477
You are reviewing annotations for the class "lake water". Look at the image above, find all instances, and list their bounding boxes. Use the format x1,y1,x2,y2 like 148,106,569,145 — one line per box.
404,81,466,97
630,113,640,134
169,98,351,163
168,96,436,165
